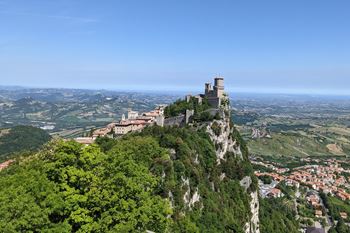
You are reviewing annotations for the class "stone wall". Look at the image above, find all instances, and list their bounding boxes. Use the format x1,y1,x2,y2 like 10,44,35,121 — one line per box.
164,114,185,127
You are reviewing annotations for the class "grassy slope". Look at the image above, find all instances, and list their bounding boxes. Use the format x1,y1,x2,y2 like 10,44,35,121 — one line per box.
239,126,350,157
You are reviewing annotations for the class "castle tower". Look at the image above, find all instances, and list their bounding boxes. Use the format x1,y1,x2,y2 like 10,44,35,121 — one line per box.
205,83,212,95
214,77,224,98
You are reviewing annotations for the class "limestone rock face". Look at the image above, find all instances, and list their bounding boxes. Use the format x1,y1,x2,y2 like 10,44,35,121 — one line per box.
181,176,201,209
206,111,260,233
165,105,260,232
240,176,252,191
244,191,260,233
206,112,243,163
250,191,260,233
239,177,260,233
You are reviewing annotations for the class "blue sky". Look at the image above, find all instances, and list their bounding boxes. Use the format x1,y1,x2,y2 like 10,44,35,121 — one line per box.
0,0,350,94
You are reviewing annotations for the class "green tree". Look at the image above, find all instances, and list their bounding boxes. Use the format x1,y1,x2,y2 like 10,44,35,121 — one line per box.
0,140,172,232
0,125,51,162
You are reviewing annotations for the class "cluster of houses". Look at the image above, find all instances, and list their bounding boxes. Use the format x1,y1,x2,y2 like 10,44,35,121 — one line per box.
251,159,290,173
75,105,165,145
289,162,350,201
255,172,285,198
306,191,323,218
255,159,350,202
255,158,350,232
306,191,348,220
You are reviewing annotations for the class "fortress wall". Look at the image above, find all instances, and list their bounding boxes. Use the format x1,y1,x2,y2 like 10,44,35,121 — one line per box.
164,115,185,127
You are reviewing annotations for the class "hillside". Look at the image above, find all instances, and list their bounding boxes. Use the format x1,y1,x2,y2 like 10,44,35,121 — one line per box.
0,108,262,232
0,126,51,162
0,99,300,232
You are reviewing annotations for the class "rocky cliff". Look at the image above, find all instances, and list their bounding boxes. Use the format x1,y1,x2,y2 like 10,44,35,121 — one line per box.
206,110,260,233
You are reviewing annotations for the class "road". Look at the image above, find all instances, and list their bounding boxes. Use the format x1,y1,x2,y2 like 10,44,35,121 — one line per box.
317,191,332,227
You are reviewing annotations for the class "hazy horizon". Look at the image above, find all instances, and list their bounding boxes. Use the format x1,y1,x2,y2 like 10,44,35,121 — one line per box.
1,83,350,98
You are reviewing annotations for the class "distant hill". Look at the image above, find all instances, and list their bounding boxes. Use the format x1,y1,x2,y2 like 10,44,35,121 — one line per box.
0,125,51,161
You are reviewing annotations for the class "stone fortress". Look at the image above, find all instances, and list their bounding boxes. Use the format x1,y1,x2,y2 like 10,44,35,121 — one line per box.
204,77,225,108
75,77,227,144
186,77,226,109
166,77,228,126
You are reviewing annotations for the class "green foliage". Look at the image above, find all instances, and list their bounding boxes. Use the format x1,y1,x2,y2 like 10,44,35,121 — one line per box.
94,136,115,153
320,193,350,222
0,117,259,232
259,175,272,184
194,111,215,122
276,181,295,199
329,218,350,233
211,122,222,136
0,125,51,161
0,140,171,232
0,167,71,232
259,198,299,233
134,125,255,232
164,97,212,119
164,98,196,117
221,152,253,182
221,97,230,108
232,111,259,125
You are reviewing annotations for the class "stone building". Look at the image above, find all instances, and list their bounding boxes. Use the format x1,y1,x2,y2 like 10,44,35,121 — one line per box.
114,105,166,135
127,109,139,119
187,77,226,108
114,120,145,135
203,77,225,108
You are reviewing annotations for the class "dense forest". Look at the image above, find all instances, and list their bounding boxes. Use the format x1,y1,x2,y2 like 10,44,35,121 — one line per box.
259,198,299,233
130,125,255,232
0,125,51,162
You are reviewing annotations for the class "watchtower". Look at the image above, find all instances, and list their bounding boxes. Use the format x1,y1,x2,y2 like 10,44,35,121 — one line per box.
214,77,224,98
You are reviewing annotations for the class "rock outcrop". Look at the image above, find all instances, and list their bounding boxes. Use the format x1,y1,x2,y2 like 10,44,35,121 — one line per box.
247,191,260,233
206,110,260,233
158,95,260,232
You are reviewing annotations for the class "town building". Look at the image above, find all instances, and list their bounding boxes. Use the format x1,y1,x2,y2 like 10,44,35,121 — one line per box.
74,137,95,145
114,119,145,135
74,105,165,144
127,109,139,119
114,105,165,135
267,188,282,198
